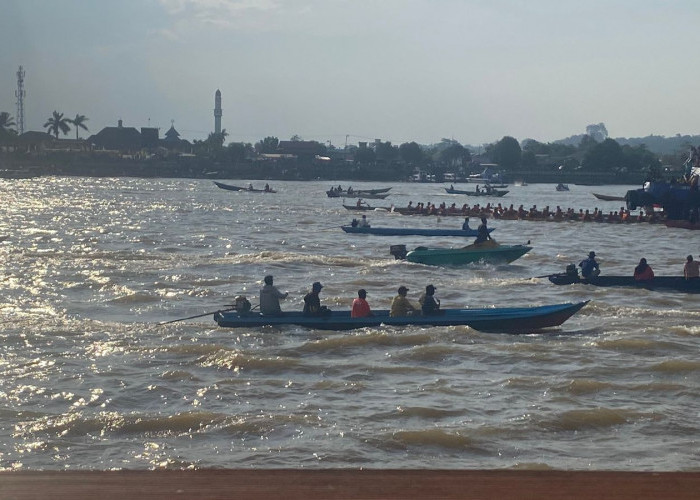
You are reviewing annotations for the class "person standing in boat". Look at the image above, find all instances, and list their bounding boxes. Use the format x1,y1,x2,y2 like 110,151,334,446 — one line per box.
579,251,600,279
634,258,654,281
358,215,370,227
419,285,441,315
390,286,418,317
351,289,373,318
303,282,330,316
473,217,492,245
684,255,700,279
259,275,288,316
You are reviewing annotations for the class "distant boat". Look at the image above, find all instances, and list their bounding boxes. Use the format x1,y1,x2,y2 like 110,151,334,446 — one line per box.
593,193,626,201
214,181,276,193
327,191,390,199
444,187,508,197
547,273,700,293
326,187,392,198
556,183,570,192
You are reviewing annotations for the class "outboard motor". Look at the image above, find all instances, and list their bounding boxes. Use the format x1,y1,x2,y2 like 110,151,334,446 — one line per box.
565,263,578,277
389,244,407,260
234,295,252,315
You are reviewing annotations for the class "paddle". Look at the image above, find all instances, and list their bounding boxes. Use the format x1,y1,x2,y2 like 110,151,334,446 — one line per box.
158,307,236,325
158,303,260,325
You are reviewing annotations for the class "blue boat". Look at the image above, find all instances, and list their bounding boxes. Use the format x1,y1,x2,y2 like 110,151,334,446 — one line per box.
214,301,588,333
548,274,700,293
341,225,492,237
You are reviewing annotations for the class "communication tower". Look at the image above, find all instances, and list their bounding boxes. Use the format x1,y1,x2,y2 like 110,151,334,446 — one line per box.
15,66,26,135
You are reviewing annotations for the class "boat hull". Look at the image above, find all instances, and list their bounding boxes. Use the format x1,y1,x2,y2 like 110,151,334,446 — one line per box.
548,274,700,293
341,225,490,237
214,301,588,332
406,244,531,266
592,193,626,201
664,219,700,230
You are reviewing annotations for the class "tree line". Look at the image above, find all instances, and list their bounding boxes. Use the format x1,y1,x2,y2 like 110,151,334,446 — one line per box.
0,111,685,182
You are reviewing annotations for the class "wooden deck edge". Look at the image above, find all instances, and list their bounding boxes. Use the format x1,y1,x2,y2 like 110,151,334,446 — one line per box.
1,469,699,500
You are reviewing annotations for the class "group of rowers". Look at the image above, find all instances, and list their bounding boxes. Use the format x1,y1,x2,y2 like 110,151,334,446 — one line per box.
573,251,700,280
256,276,445,317
387,201,662,223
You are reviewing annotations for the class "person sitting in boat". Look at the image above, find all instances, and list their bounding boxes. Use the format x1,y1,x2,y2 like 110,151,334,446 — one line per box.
579,251,600,279
419,285,441,316
303,282,331,317
248,183,254,190
351,289,373,318
475,185,480,193
259,275,288,316
347,186,353,195
473,217,492,245
264,183,271,192
356,198,364,207
684,255,700,279
634,258,654,281
462,217,471,231
450,184,454,190
390,286,418,317
358,215,370,227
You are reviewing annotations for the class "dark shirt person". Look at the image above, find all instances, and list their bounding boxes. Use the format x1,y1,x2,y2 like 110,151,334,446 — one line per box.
473,217,491,244
579,251,600,279
462,217,471,231
419,284,441,315
684,255,700,279
303,282,330,316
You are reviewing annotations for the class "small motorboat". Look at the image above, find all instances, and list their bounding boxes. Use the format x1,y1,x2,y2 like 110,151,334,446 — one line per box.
214,301,588,333
390,241,531,266
556,183,570,192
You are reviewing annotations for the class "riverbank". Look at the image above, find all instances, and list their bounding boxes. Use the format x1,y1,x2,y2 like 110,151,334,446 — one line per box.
0,155,647,184
2,470,698,500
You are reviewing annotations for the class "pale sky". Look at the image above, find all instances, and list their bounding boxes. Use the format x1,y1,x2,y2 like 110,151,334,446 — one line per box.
2,0,699,147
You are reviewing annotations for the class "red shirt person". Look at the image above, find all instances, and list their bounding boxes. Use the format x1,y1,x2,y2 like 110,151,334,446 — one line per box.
351,289,372,318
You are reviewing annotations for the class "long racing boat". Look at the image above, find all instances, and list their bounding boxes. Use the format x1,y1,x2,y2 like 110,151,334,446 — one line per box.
214,301,588,332
547,274,700,293
341,225,493,237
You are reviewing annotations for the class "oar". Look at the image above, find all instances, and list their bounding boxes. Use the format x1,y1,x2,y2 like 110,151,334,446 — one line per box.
159,304,260,325
158,306,235,325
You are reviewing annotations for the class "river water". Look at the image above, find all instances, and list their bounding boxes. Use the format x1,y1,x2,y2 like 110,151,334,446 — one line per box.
0,177,698,471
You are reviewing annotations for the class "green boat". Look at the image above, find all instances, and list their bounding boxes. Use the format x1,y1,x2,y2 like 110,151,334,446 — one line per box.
391,242,531,266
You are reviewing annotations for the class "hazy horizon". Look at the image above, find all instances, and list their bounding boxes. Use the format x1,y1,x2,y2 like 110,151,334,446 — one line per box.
3,1,700,147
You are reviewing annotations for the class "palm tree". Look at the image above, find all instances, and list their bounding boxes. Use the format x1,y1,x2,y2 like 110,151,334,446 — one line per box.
70,114,89,140
43,111,71,138
0,111,16,136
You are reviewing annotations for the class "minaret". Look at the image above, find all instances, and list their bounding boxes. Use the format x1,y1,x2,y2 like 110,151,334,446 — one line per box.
214,89,222,135
15,66,26,135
